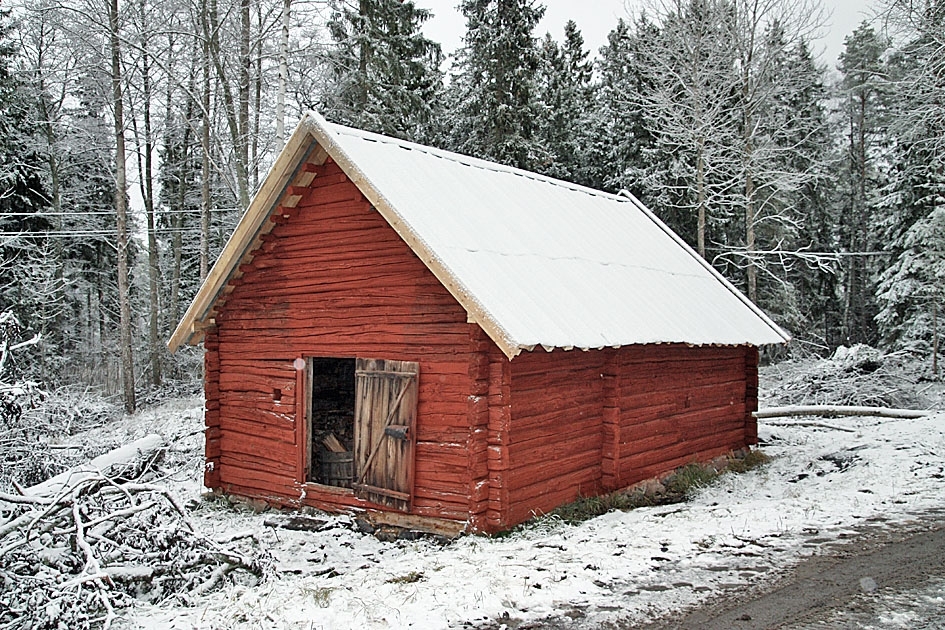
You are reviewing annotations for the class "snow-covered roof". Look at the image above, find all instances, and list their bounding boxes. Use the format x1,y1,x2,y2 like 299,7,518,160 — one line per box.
169,111,789,357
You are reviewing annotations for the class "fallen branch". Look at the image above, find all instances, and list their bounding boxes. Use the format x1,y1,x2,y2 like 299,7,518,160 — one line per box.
25,434,164,499
755,405,931,420
763,420,858,433
192,563,236,598
0,491,55,505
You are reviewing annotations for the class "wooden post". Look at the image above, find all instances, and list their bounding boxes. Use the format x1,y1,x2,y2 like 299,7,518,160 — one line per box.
295,357,308,485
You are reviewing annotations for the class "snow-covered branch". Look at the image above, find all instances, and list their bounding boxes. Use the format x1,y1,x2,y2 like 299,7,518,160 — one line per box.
755,404,930,419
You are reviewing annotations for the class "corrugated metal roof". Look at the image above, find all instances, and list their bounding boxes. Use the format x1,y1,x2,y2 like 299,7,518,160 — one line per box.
169,111,789,356
319,119,789,353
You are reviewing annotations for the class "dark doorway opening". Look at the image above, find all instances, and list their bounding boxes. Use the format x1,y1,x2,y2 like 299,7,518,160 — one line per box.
307,357,355,487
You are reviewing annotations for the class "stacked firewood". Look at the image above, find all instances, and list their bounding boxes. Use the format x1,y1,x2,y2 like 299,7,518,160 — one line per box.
0,438,270,629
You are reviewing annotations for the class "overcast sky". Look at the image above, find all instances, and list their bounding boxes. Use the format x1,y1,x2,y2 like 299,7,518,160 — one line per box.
418,0,882,71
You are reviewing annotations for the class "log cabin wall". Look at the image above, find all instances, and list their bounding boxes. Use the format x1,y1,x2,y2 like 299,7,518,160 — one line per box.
611,344,755,489
207,159,475,520
506,350,607,527
500,344,756,530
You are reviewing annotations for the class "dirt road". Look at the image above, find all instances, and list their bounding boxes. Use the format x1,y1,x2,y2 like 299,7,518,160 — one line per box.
476,517,945,630
640,518,945,630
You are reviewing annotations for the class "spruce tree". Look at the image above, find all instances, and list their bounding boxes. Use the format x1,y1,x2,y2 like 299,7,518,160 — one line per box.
875,4,945,351
535,21,594,184
584,18,658,198
323,0,443,141
446,0,547,170
0,8,51,376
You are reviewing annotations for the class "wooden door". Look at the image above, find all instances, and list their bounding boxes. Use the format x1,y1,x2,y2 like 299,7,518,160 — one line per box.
353,358,418,511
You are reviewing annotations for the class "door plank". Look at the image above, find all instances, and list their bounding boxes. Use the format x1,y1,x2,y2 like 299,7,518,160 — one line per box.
354,358,418,511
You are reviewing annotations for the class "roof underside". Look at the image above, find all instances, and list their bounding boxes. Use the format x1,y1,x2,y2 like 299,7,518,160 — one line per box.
169,112,789,357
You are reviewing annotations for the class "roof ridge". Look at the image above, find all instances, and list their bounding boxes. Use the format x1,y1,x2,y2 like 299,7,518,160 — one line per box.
327,122,629,204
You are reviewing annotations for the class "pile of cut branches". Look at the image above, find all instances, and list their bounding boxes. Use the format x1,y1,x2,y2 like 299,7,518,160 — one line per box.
0,443,270,629
761,344,934,410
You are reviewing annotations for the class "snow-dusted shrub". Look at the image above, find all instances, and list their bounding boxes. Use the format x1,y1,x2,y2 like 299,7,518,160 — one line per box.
22,386,122,436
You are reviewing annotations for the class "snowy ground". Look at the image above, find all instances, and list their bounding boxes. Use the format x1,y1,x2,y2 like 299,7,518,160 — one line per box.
20,352,945,629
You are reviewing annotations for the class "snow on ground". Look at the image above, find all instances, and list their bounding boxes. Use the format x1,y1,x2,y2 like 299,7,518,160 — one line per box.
65,359,945,629
20,354,928,630
789,575,945,629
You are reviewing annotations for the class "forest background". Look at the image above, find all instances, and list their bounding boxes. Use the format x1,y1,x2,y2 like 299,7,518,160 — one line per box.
1,0,942,413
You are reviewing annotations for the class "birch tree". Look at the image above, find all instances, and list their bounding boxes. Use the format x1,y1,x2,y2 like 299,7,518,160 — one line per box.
632,0,828,312
107,0,136,412
127,0,163,387
727,0,827,304
275,0,289,148
635,0,742,259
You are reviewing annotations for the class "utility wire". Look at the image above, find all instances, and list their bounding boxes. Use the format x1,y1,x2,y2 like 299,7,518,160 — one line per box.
0,209,234,217
0,229,226,238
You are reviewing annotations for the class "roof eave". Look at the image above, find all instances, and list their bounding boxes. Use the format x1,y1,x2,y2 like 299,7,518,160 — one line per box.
618,190,792,346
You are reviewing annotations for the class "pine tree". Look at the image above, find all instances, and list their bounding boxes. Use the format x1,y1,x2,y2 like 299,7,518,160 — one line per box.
446,0,547,170
323,0,443,141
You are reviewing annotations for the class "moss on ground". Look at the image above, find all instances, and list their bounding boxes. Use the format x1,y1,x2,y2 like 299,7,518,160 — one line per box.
539,449,772,527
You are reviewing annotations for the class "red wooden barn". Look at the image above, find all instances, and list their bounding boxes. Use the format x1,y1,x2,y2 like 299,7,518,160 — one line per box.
170,112,789,534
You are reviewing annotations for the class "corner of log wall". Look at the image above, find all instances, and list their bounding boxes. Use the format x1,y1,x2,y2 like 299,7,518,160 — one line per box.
745,345,760,445
486,351,512,532
601,350,621,492
466,325,492,533
203,330,222,490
